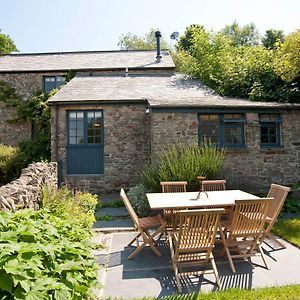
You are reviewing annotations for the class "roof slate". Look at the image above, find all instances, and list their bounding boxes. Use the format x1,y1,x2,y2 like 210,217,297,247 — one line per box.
49,74,300,109
0,50,174,72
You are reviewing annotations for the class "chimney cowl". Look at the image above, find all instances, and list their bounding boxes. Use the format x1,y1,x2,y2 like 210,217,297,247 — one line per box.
155,31,162,63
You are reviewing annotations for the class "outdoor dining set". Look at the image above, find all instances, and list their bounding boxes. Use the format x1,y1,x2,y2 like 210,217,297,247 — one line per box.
120,179,290,292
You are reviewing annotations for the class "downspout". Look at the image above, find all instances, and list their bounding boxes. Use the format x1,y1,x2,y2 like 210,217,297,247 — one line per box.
146,106,152,160
54,104,61,187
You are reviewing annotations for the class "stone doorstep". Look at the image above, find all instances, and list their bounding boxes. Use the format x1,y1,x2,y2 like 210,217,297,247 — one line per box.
95,207,129,218
98,194,121,204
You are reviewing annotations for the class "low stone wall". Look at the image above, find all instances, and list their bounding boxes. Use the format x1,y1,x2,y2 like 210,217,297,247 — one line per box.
0,162,57,212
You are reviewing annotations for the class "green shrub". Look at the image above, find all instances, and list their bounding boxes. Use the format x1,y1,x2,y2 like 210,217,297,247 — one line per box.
41,185,98,229
141,141,225,191
0,144,22,184
127,184,155,217
281,197,300,214
0,209,98,299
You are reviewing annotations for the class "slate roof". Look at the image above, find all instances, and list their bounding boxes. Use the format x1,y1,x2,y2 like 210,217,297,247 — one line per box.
48,74,300,109
0,50,174,73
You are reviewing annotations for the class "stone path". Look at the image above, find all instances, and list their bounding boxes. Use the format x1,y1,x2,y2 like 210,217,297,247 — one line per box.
93,194,134,233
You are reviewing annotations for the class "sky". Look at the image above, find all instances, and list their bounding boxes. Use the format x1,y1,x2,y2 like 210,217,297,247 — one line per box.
1,0,299,53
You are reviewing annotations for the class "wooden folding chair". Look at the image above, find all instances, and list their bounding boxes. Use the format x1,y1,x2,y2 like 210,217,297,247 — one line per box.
202,180,226,191
260,184,291,249
160,181,188,229
168,208,225,292
220,198,272,273
120,189,166,260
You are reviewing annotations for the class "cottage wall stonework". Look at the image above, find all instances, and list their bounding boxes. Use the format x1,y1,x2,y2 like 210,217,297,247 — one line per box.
51,103,149,193
0,72,63,146
151,110,300,193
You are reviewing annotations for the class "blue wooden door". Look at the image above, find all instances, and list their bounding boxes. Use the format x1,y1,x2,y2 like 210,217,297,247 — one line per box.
67,110,104,174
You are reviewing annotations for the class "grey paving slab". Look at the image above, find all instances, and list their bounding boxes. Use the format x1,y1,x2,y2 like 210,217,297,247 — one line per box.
93,219,134,231
99,233,300,299
95,207,129,218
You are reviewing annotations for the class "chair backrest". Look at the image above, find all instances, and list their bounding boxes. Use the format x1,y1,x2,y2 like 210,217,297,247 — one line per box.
230,198,272,236
202,180,226,191
176,208,224,253
267,183,290,220
161,181,187,193
120,188,139,227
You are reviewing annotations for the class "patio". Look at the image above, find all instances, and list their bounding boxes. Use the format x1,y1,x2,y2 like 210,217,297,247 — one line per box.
93,231,300,299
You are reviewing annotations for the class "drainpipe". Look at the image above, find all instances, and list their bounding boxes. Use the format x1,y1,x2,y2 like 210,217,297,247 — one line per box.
54,104,62,188
145,106,152,160
155,31,162,63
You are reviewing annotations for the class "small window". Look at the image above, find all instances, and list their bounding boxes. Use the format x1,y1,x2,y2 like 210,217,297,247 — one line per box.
259,113,281,147
43,76,66,93
198,113,245,148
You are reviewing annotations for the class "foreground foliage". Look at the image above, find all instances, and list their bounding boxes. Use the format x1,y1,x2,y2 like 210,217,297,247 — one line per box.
159,285,300,300
141,142,225,192
0,187,99,299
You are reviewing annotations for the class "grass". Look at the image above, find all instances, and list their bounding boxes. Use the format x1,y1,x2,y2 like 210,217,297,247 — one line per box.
158,285,300,300
272,218,300,247
96,214,114,221
96,199,124,209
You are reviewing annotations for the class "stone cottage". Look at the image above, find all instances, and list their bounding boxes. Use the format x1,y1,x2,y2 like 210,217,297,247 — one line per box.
1,49,300,193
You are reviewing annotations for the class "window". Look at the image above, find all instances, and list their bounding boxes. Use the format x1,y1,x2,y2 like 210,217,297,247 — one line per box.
259,113,281,147
67,110,104,175
198,113,245,147
43,76,65,93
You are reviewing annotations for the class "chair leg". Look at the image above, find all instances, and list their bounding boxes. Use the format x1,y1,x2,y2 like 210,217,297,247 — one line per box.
210,257,220,287
258,244,269,270
224,246,236,273
128,232,141,246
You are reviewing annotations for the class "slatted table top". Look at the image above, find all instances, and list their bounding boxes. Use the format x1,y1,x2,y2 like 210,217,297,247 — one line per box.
147,190,260,210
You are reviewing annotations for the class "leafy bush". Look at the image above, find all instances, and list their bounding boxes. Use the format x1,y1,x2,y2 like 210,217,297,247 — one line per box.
281,197,300,214
41,185,98,229
141,141,225,192
0,144,22,184
0,209,98,299
127,184,154,217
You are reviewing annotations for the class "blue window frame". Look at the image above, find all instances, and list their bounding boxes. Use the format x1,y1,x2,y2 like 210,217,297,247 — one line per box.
198,113,245,148
67,110,104,175
259,113,281,148
43,76,65,93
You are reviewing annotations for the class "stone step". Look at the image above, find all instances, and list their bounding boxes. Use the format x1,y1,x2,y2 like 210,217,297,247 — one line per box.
98,193,121,204
93,218,134,233
95,207,129,218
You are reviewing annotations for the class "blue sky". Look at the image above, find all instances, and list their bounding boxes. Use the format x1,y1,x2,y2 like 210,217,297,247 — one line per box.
1,0,299,53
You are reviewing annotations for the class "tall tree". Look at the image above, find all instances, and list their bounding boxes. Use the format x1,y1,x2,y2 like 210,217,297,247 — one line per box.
0,29,18,54
118,28,169,50
275,29,300,82
262,29,285,49
221,21,260,46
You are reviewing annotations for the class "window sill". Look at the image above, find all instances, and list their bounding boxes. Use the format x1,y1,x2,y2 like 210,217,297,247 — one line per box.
259,147,285,154
225,148,249,154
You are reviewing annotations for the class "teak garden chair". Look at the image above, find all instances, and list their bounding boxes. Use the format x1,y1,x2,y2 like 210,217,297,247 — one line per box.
168,208,225,292
220,198,272,273
120,188,166,260
260,184,291,248
160,181,188,229
202,180,226,191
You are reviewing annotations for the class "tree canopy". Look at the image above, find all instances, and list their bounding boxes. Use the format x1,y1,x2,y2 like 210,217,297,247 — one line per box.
118,28,169,50
175,24,300,103
0,29,18,54
262,29,285,49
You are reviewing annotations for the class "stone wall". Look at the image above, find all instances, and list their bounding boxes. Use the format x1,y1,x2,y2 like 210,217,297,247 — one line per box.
51,103,149,193
151,109,300,193
0,162,57,212
0,72,63,146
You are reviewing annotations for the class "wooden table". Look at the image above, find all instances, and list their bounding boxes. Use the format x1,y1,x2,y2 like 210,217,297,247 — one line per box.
147,190,259,210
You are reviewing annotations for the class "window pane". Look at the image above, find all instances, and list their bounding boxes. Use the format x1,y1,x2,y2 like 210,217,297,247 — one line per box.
69,137,76,144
